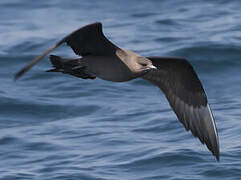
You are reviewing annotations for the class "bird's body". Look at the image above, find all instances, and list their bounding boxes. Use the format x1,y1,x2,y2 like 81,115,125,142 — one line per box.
82,55,131,81
82,49,147,82
15,22,220,161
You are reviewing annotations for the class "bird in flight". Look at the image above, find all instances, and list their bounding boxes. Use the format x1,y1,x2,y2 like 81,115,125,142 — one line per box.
15,22,219,161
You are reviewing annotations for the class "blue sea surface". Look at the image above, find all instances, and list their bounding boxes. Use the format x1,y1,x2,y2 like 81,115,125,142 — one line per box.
1,0,241,179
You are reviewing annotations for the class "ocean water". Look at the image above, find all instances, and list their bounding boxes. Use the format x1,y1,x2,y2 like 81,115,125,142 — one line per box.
1,0,241,179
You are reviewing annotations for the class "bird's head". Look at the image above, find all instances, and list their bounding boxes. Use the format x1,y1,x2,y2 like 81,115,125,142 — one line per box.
136,57,157,73
115,49,157,78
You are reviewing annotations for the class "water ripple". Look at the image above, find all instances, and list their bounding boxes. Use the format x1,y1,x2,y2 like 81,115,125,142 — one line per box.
0,0,241,179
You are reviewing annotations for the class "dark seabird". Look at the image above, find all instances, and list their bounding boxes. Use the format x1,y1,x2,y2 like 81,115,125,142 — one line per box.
15,22,220,161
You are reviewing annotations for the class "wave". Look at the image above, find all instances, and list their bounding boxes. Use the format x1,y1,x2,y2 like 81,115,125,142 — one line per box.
163,43,241,72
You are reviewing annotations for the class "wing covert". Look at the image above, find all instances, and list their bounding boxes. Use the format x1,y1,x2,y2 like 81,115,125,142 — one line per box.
62,22,119,56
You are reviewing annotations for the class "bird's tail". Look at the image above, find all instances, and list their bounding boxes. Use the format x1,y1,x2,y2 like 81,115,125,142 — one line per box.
47,55,96,79
47,55,74,72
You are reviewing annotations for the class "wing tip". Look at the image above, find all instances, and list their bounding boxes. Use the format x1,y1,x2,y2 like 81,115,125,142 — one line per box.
207,104,220,162
209,137,219,161
14,68,26,81
214,138,220,162
215,153,220,162
212,145,220,161
213,138,220,162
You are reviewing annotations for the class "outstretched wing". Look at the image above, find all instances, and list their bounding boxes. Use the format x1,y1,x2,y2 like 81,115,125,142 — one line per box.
15,22,119,79
64,22,118,56
143,56,219,161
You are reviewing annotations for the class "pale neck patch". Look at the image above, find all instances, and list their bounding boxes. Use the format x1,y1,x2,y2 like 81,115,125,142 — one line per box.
115,48,146,73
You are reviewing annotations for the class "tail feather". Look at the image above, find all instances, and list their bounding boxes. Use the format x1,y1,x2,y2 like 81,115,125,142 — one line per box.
46,69,60,72
49,55,63,69
47,55,70,72
47,55,96,79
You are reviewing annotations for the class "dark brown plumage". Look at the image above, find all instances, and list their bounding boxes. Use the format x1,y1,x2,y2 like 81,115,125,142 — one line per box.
15,22,220,161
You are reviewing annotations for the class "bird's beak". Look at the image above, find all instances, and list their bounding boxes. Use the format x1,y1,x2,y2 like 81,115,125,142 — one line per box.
150,65,157,69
